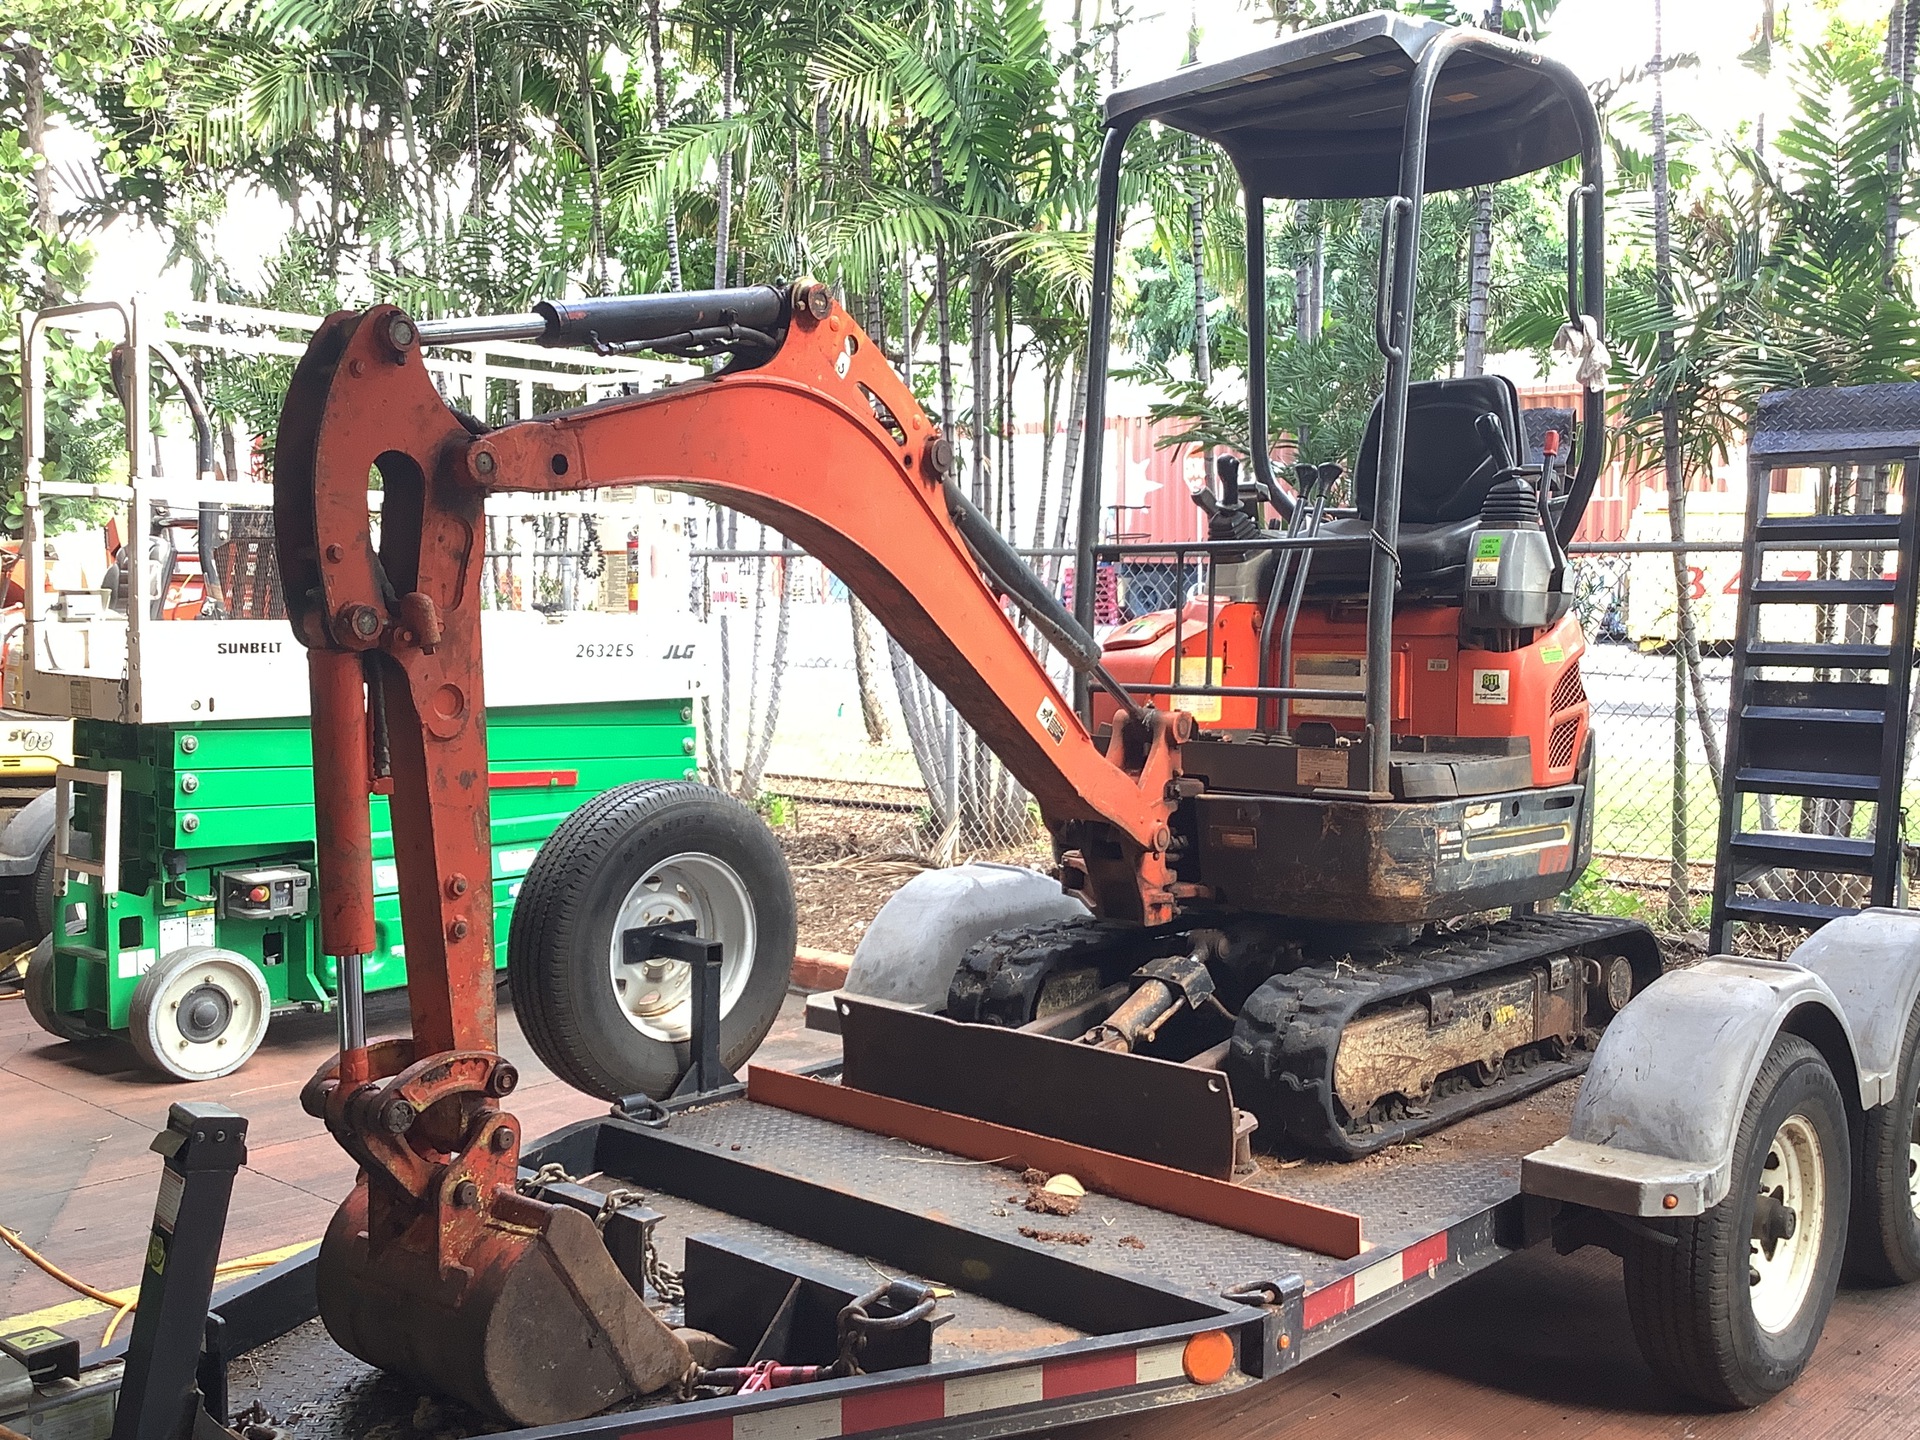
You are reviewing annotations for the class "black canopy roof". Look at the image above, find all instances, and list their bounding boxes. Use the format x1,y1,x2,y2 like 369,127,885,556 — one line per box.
1105,11,1591,200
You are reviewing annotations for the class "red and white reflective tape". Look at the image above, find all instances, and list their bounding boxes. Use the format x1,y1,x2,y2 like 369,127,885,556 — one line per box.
1302,1230,1449,1330
629,1339,1197,1440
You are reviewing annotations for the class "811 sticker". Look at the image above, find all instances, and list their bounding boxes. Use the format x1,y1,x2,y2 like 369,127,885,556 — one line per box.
1472,668,1510,705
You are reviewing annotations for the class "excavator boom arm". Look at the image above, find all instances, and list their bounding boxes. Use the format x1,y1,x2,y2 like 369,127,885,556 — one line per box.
274,281,1186,1092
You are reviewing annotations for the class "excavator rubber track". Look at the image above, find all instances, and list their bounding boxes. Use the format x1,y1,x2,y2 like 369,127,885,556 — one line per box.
1227,912,1662,1159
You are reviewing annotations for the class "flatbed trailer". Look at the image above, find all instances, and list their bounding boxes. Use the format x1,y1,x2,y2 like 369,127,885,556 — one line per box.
10,1070,1583,1440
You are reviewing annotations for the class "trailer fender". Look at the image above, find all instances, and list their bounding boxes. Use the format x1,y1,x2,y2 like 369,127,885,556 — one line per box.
0,788,55,878
1782,908,1920,1107
1523,955,1868,1217
804,863,1087,1033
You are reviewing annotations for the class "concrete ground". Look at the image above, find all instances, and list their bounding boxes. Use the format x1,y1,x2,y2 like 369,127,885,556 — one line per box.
5,987,1920,1437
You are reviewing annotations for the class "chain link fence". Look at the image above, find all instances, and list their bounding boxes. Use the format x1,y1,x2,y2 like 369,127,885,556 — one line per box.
693,539,1920,940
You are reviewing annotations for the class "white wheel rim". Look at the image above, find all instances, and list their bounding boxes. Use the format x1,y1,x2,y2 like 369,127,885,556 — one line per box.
149,958,267,1079
1907,1129,1920,1221
1750,1112,1826,1335
606,853,754,1043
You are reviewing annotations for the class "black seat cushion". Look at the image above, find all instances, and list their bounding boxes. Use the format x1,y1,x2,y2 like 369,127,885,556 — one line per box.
1352,374,1521,525
1248,376,1542,598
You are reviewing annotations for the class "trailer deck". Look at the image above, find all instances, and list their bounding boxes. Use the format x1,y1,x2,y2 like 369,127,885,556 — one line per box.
202,1076,1577,1440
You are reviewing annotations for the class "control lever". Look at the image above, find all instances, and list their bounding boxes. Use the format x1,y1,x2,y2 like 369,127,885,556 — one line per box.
1476,412,1517,476
1538,429,1569,589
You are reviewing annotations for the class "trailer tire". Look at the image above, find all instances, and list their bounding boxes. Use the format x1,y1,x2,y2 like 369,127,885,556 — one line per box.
1846,997,1920,1285
23,936,97,1044
1622,1033,1849,1409
508,781,795,1101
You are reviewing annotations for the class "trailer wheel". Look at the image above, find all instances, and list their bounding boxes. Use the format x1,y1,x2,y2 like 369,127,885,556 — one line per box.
129,946,272,1081
508,781,795,1101
23,936,98,1044
1622,1034,1849,1408
1846,997,1920,1285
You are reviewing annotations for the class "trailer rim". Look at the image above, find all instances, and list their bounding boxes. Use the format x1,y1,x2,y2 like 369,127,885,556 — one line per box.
1749,1112,1825,1334
607,850,755,1042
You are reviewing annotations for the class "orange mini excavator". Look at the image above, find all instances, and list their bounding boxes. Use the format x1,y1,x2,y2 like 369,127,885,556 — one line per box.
273,11,1658,1423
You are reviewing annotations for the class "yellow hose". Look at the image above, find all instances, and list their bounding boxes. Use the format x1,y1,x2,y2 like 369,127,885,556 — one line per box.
2,1224,278,1347
0,1223,123,1307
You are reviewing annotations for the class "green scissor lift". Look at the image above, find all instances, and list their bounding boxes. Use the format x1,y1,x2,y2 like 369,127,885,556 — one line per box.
41,700,695,1077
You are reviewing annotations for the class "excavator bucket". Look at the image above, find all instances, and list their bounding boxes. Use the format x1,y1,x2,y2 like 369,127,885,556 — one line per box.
316,1182,691,1427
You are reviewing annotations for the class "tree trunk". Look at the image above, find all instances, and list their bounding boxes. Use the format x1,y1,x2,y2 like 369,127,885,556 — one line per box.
1185,16,1211,390
576,37,608,294
19,42,53,242
713,26,735,291
1462,186,1494,375
970,262,989,508
740,552,793,799
1050,359,1088,587
1293,200,1316,341
647,0,683,291
1885,1,1920,283
1653,0,1692,928
850,597,889,743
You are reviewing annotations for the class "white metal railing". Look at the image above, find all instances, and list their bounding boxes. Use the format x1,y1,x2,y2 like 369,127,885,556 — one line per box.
53,765,120,899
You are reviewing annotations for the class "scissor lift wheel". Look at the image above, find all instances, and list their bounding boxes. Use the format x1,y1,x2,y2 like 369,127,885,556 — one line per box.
24,935,99,1044
1622,1034,1849,1409
129,946,272,1081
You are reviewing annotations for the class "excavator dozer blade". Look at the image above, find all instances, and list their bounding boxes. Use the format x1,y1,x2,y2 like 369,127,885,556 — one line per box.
316,1183,691,1427
834,995,1244,1179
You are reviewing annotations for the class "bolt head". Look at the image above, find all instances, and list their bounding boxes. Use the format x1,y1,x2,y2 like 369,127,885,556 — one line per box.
339,603,382,641
470,446,497,478
801,283,833,320
381,1099,417,1134
490,1126,515,1152
489,1062,519,1098
452,1179,478,1208
923,436,955,478
181,814,200,833
387,315,416,351
448,918,469,941
448,874,469,897
325,543,344,563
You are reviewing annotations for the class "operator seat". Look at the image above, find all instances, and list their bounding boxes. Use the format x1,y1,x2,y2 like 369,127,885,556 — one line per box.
1288,374,1526,598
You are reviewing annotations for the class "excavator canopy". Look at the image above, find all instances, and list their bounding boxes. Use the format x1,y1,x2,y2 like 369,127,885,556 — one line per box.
1105,11,1590,199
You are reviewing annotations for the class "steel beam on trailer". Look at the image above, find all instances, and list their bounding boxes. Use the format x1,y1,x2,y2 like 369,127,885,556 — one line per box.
745,1066,1364,1259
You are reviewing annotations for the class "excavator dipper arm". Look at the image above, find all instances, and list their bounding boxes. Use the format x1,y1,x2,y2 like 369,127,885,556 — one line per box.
270,283,1183,1423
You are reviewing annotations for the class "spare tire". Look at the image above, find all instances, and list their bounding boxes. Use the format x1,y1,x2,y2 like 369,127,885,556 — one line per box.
508,781,796,1100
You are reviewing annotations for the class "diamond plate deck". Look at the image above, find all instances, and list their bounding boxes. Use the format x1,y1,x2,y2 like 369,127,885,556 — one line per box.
605,1076,1576,1302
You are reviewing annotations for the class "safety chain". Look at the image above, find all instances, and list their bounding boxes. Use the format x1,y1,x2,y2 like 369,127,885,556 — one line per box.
518,1161,576,1194
595,1185,685,1306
